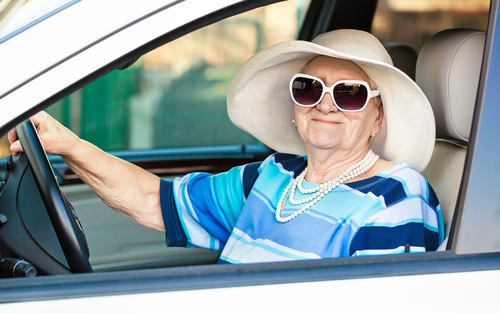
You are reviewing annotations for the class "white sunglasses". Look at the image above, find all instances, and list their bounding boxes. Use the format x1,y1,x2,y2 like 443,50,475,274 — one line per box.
289,73,380,112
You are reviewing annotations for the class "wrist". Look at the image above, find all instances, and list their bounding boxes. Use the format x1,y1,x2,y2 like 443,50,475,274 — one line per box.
60,137,88,164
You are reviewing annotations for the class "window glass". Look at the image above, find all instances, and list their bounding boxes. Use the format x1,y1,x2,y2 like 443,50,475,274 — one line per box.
372,0,489,53
0,0,78,43
41,1,310,152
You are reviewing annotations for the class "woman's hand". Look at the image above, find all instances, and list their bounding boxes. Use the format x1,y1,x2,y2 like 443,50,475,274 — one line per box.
8,111,82,158
8,111,165,232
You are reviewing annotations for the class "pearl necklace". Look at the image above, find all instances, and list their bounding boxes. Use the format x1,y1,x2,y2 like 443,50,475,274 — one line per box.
276,150,379,223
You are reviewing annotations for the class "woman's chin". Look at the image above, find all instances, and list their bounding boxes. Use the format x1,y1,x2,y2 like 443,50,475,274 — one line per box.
305,138,343,151
299,128,346,152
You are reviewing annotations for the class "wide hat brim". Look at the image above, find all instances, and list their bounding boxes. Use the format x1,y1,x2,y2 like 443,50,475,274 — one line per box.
227,30,435,172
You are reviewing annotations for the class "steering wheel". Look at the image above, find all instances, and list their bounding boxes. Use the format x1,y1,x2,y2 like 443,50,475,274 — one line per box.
16,120,92,273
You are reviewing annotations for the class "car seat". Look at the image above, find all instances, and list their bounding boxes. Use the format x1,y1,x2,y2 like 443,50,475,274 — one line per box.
384,43,418,81
415,29,486,250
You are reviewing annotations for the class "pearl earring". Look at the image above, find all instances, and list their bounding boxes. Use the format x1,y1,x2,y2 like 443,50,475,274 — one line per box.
292,120,297,129
369,131,377,140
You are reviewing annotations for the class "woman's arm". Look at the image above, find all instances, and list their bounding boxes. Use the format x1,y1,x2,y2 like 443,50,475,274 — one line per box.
9,111,165,232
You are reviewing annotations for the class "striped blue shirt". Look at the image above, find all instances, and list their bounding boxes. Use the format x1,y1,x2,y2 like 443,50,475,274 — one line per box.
160,153,444,264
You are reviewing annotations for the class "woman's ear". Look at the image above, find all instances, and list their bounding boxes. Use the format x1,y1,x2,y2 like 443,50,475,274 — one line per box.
375,103,384,132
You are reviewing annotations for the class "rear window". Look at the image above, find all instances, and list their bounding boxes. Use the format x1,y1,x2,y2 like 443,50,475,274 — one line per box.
372,0,489,53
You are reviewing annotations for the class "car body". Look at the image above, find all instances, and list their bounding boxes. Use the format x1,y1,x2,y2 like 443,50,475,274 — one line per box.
0,0,499,311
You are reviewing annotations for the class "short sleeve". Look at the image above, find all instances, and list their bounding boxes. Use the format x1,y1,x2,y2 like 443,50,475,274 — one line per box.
160,162,262,251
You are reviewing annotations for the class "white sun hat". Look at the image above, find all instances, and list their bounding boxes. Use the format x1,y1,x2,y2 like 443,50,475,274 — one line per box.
227,29,435,172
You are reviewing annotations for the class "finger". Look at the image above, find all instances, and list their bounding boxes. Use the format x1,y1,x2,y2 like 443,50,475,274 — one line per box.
9,140,23,156
7,128,18,145
29,111,48,130
8,111,46,145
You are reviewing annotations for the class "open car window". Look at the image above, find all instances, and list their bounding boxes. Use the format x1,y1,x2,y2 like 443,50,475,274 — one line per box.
39,0,312,271
45,1,311,152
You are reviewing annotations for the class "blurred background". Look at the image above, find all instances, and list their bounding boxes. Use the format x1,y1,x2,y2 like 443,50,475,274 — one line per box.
0,0,490,157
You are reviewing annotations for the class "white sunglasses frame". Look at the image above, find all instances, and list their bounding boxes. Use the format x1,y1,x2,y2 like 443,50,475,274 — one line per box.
289,73,380,112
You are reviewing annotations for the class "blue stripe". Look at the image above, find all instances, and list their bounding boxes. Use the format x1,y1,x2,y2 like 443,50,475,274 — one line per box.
242,162,261,199
229,233,309,261
370,177,407,207
436,206,445,243
427,183,440,209
346,176,408,207
364,218,424,228
276,154,307,178
209,236,216,250
349,222,439,256
364,218,439,234
160,179,188,247
217,259,232,264
305,209,342,225
210,178,232,231
346,176,380,189
181,173,231,242
423,223,439,234
185,175,232,244
424,225,440,250
252,188,276,213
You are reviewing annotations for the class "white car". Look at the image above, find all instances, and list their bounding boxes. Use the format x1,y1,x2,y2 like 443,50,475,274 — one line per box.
0,0,498,311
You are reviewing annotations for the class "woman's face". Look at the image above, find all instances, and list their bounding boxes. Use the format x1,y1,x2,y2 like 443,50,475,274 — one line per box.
292,56,383,156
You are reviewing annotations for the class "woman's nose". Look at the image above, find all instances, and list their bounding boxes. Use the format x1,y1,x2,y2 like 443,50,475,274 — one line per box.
316,92,338,114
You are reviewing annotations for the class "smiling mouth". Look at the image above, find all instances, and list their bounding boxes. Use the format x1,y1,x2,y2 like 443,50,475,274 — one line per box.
313,118,341,124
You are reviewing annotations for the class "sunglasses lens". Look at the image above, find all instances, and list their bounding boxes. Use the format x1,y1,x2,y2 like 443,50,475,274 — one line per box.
292,77,323,106
333,83,368,111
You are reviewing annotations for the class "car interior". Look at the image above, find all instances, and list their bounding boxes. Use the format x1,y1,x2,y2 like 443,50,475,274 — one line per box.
0,0,490,278
418,29,485,249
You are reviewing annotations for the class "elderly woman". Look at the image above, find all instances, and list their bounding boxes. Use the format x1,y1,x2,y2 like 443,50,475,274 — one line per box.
9,30,444,263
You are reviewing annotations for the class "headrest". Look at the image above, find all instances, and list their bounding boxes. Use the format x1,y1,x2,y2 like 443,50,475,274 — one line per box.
416,29,485,142
384,43,417,81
